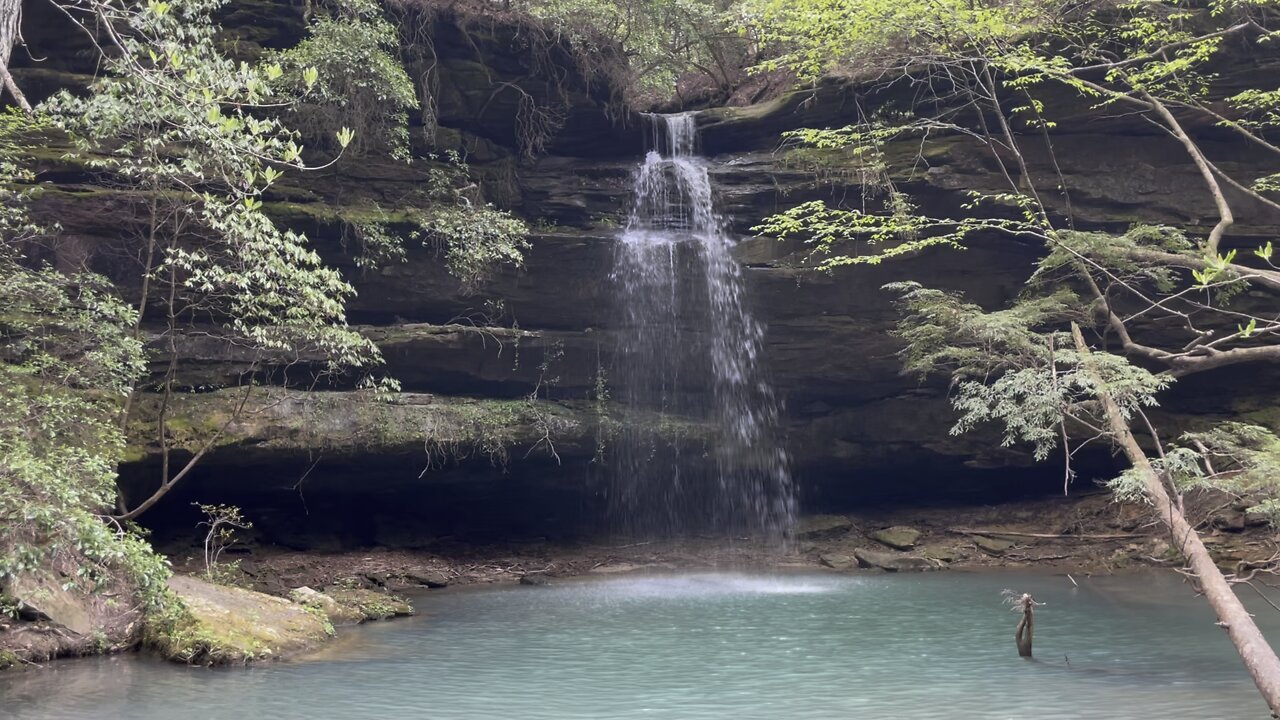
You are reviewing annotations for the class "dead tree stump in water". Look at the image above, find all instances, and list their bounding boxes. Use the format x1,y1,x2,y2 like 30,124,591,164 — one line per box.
1004,590,1040,658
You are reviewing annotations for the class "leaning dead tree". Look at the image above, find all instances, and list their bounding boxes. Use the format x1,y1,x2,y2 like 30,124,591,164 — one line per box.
1072,323,1280,706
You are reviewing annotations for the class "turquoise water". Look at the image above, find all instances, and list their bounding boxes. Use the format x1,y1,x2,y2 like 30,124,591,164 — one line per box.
3,570,1277,718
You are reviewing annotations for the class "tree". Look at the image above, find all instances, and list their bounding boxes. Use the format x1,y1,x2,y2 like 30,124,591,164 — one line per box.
744,0,1280,711
514,0,758,105
271,0,418,160
33,0,397,521
0,0,28,112
0,109,169,608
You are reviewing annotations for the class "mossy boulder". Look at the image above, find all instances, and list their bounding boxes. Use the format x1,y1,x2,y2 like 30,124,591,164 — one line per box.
288,587,365,625
320,587,415,621
147,575,333,665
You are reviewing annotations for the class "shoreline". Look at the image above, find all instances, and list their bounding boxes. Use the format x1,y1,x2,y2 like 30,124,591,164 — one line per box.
4,493,1275,672
204,492,1276,596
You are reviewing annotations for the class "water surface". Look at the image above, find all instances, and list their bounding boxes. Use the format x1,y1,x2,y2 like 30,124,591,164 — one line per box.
3,570,1277,719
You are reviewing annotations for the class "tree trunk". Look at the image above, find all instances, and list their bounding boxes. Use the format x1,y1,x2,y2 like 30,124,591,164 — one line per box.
0,0,31,113
1072,323,1280,716
1015,593,1035,658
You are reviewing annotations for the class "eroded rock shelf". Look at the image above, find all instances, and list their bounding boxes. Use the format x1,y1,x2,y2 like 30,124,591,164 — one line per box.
16,0,1280,547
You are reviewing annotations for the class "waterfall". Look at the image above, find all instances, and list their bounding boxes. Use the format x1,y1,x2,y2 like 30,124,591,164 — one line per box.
608,112,795,538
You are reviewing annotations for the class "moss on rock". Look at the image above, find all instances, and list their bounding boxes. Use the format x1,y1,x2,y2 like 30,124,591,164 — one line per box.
146,575,332,665
321,587,415,621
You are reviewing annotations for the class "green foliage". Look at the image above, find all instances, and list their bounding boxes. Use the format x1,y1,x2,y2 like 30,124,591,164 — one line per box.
1109,423,1280,522
1179,424,1280,510
885,281,1080,378
755,199,973,267
336,152,531,288
591,361,612,463
196,503,251,583
739,0,1280,117
738,0,1049,80
516,0,747,103
272,0,417,159
2,0,417,609
755,120,1056,266
415,205,530,293
43,0,382,377
951,350,1170,461
885,282,1168,461
1035,226,1195,288
0,110,169,606
744,0,1280,267
409,153,531,291
346,216,409,271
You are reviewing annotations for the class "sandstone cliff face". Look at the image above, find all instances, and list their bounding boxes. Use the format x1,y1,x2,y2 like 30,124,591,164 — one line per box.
18,0,1280,544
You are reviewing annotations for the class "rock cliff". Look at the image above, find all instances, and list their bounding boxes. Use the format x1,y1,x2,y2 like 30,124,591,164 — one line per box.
16,0,1280,545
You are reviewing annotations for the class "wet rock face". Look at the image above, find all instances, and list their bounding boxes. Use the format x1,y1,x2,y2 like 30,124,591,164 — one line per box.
23,1,1280,544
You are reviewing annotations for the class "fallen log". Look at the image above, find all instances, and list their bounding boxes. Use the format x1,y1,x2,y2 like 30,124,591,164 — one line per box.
949,528,1145,540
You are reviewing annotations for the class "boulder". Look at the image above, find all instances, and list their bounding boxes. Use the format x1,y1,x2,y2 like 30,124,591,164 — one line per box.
796,514,854,540
853,548,935,572
288,586,363,625
921,546,963,563
152,575,333,664
971,535,1017,555
321,587,415,621
818,553,856,570
870,526,922,551
402,569,450,588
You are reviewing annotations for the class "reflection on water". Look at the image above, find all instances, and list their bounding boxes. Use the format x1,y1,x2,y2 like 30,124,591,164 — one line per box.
3,571,1278,719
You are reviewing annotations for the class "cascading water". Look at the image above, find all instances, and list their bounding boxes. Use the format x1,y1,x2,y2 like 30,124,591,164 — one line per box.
609,112,795,538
